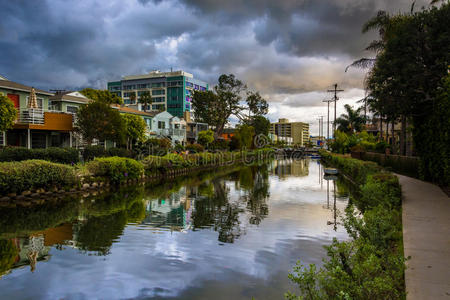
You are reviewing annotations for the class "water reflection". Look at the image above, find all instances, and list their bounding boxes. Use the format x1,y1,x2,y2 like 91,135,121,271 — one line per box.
0,159,350,300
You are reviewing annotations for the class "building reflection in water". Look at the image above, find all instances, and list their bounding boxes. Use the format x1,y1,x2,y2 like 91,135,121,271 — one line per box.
0,160,350,279
271,159,309,178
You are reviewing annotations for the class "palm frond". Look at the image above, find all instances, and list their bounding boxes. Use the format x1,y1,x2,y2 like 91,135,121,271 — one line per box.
362,11,389,34
345,58,376,72
365,40,384,52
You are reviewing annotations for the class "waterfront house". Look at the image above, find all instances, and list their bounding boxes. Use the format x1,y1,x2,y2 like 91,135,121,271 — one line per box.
111,105,157,137
150,111,186,145
184,112,208,144
0,78,75,148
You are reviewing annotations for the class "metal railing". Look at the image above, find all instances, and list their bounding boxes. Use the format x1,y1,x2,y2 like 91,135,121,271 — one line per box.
18,108,45,124
16,108,75,125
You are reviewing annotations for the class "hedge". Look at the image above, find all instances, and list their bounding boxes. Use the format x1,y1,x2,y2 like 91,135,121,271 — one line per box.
0,160,77,194
82,145,132,161
0,147,79,164
287,151,405,299
86,156,144,184
319,149,381,186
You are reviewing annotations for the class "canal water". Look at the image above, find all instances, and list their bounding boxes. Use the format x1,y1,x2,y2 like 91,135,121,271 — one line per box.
0,159,349,300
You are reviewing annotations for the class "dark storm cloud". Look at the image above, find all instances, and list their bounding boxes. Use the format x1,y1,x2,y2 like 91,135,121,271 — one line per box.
0,0,429,100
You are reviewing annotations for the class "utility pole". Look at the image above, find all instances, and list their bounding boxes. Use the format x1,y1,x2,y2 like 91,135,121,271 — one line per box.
327,84,344,137
322,99,333,140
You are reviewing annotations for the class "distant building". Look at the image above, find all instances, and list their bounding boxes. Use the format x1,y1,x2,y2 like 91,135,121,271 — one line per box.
310,136,325,147
220,128,236,141
270,118,309,146
107,70,208,118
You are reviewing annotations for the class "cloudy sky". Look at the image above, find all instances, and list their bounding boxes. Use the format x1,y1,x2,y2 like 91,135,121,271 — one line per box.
0,0,427,135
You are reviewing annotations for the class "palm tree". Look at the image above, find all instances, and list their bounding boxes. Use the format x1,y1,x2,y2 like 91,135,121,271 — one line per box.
139,91,152,112
335,104,366,133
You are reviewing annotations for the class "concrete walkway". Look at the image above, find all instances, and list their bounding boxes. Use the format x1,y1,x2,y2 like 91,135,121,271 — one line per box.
397,174,450,299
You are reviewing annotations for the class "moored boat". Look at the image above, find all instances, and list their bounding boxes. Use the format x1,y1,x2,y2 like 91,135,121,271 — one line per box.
324,168,338,175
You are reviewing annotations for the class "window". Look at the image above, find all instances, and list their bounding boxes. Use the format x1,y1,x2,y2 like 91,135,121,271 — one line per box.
158,121,165,129
137,84,147,89
152,82,165,88
152,97,165,103
67,106,78,114
175,124,180,129
152,89,165,95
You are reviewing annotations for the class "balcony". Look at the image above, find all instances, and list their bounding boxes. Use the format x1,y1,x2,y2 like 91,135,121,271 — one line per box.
14,108,74,131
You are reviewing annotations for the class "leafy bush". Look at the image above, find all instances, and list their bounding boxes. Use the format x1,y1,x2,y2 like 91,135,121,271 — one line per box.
288,151,405,299
86,157,143,184
82,145,132,161
174,143,185,152
82,145,106,161
0,147,79,164
185,143,205,153
319,149,380,185
209,139,230,151
0,239,18,276
197,129,215,147
0,160,77,194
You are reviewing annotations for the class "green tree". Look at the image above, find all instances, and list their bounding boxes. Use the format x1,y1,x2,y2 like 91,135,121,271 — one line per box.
335,104,366,133
139,91,152,112
76,101,125,145
246,91,269,119
248,115,270,136
80,88,123,105
122,114,147,150
197,129,214,147
0,95,17,132
365,2,450,182
192,74,268,138
237,124,255,149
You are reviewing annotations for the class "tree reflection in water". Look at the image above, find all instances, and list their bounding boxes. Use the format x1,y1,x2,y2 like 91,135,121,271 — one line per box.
192,164,270,243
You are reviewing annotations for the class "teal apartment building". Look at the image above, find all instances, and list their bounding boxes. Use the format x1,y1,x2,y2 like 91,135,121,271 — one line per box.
107,70,208,118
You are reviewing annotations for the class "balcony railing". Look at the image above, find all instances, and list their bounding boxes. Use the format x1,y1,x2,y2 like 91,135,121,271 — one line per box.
18,108,45,124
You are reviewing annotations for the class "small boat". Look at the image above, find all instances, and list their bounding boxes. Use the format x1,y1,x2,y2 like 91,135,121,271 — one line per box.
324,168,338,175
323,174,338,181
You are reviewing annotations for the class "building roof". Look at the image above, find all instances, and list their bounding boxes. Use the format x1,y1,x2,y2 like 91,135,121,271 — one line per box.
49,92,91,104
0,79,53,96
122,70,193,81
111,105,158,117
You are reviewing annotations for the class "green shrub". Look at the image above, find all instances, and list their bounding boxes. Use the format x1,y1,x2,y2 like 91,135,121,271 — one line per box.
186,143,205,153
289,151,405,299
86,157,143,184
0,147,79,164
107,147,132,158
0,160,77,194
319,149,380,185
82,145,132,161
82,145,106,161
0,239,18,276
142,155,172,174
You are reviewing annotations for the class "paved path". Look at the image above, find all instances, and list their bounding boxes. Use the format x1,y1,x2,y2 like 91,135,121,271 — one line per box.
397,174,450,299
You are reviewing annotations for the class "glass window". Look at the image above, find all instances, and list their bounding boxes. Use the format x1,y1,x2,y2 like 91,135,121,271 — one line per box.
158,121,165,129
67,106,78,114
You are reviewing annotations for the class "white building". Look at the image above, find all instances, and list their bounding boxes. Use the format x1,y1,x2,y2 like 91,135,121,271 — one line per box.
150,111,186,145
